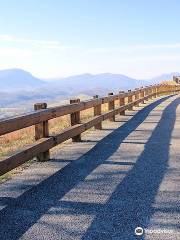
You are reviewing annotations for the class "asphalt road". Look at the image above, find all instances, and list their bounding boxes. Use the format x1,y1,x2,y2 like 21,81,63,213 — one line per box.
0,95,179,240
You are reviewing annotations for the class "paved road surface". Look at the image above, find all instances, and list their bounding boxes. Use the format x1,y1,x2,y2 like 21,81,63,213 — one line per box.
0,95,179,240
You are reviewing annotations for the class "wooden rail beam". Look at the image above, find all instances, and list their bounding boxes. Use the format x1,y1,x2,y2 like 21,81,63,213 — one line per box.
0,84,179,176
0,84,180,176
0,86,155,136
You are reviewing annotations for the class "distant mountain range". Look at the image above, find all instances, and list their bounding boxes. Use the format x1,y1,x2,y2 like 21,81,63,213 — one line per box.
48,73,147,95
0,68,179,110
0,69,45,91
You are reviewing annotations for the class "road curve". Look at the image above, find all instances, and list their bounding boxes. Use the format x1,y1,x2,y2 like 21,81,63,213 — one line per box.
0,95,179,240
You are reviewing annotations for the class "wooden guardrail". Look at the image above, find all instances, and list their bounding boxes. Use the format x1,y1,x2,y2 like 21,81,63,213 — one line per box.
0,84,180,176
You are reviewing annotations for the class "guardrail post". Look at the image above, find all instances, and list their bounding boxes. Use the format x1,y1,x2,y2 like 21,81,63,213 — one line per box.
157,86,160,97
160,85,164,96
145,87,149,100
154,87,157,98
175,86,177,94
93,95,102,129
149,87,153,99
160,85,163,96
70,98,81,142
108,92,115,121
156,86,160,97
134,88,140,106
151,87,153,97
153,87,155,97
34,103,50,161
157,85,161,96
169,85,172,95
119,91,125,115
164,85,167,95
140,88,145,103
168,85,170,95
127,90,133,110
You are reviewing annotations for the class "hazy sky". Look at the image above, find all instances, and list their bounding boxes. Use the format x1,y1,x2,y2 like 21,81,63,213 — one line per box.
0,0,180,78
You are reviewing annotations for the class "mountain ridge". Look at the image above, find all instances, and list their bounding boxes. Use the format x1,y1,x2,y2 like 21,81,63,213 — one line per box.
0,68,179,109
0,68,179,91
0,68,45,91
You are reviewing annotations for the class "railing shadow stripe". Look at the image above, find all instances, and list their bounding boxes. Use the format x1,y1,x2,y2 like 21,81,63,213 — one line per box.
0,95,174,240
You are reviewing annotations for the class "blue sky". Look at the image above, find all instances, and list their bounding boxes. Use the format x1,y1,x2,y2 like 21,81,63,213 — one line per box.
0,0,180,78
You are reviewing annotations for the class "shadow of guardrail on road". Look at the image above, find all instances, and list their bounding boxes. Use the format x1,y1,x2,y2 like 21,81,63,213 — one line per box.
0,95,177,240
82,96,180,240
